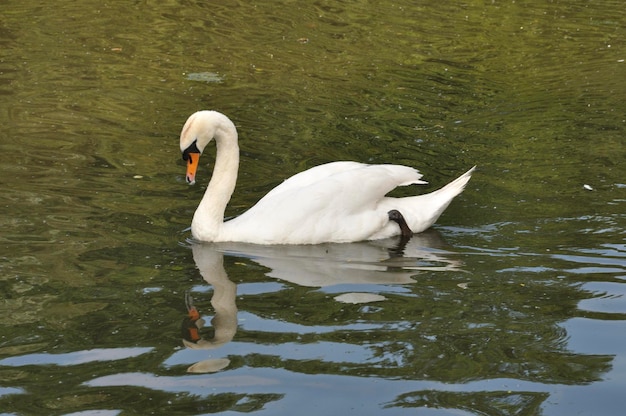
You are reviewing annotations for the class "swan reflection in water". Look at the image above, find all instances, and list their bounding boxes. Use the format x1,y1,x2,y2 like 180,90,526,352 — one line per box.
181,229,462,373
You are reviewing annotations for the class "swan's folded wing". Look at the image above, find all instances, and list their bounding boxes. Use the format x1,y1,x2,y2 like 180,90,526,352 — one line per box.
260,161,365,201
260,161,425,202
223,163,427,244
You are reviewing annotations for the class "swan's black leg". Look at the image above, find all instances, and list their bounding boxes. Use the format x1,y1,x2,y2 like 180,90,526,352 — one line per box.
388,210,413,238
388,209,413,253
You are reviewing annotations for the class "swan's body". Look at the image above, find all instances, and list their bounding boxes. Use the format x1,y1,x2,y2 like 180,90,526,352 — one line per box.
180,111,475,245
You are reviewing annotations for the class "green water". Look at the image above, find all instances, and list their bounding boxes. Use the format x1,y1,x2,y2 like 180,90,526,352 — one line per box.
1,0,625,415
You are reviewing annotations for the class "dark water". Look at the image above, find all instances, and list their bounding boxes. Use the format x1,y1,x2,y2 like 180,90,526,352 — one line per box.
1,0,625,415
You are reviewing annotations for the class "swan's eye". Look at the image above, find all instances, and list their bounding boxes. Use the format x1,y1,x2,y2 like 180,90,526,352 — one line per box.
182,140,200,162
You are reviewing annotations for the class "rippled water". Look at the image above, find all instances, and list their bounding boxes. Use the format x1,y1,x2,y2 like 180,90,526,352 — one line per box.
1,0,625,415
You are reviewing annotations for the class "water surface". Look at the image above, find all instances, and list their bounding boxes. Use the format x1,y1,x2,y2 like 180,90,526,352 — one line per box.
1,0,625,415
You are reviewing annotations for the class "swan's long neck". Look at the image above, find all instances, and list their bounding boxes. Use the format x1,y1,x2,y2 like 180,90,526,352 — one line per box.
191,123,239,241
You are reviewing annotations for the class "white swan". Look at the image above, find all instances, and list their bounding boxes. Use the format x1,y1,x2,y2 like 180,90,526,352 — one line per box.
180,111,475,245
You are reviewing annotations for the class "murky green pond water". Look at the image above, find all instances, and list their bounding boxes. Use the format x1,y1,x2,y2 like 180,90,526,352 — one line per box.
1,0,625,415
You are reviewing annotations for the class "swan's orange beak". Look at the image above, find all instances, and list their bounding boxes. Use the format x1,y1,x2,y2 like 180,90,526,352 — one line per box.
186,153,200,185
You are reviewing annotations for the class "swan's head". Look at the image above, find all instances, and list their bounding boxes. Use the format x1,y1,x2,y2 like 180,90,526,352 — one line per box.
180,111,237,185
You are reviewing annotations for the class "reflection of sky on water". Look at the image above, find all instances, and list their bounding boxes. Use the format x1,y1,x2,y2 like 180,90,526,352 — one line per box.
0,387,25,398
235,311,386,334
84,367,623,415
0,347,153,367
576,282,626,314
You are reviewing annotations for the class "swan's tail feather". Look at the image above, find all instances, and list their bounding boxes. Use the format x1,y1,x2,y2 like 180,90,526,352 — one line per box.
436,165,476,197
402,166,476,233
